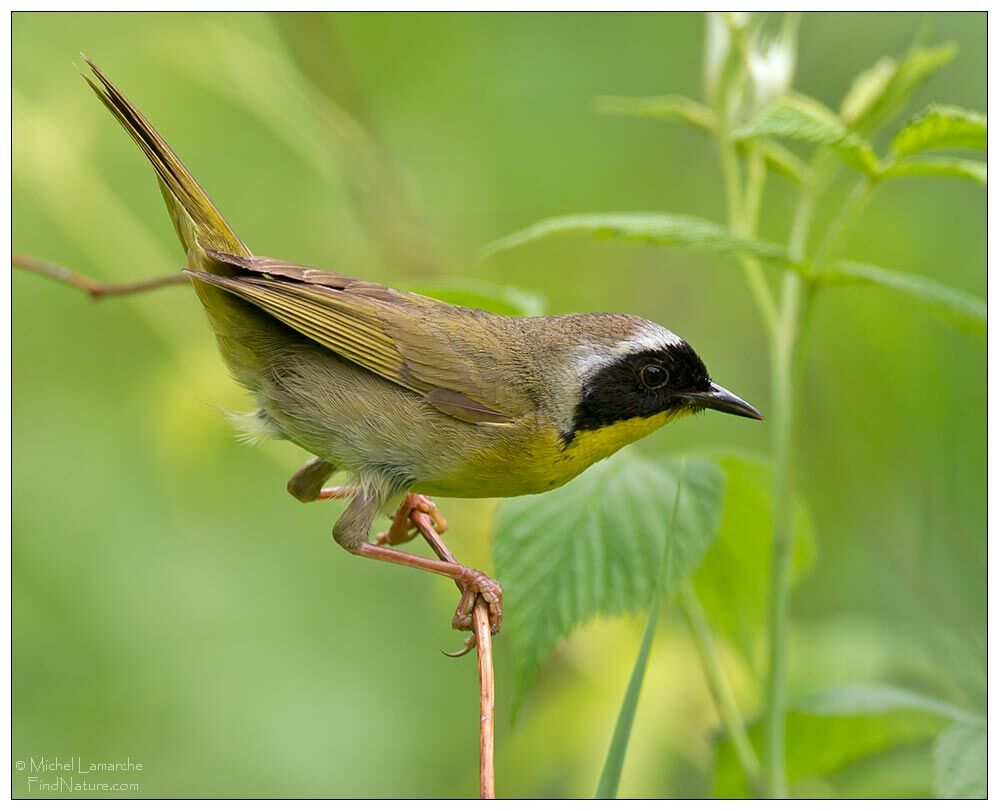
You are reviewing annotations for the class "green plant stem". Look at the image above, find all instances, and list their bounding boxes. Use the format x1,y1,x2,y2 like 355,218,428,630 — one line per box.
701,55,771,794
681,582,763,793
741,148,779,336
719,135,779,337
744,147,767,234
762,152,876,797
714,37,779,339
762,173,817,799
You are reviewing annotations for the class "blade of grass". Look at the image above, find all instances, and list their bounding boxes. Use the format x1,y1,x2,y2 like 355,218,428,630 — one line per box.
594,459,685,799
681,581,763,793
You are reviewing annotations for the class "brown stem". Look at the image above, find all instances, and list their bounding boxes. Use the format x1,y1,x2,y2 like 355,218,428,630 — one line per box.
473,598,496,799
411,511,496,799
12,253,188,299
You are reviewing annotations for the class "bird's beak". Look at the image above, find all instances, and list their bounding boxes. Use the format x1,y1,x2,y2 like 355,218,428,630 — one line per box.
686,382,764,421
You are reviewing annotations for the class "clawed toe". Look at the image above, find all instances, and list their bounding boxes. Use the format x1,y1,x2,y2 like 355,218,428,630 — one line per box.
378,493,449,546
451,570,503,635
442,634,477,658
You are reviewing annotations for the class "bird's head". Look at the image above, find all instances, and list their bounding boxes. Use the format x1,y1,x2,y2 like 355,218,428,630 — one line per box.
557,315,762,451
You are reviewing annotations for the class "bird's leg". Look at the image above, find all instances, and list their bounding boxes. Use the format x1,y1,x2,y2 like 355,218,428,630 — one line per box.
376,493,449,546
287,457,358,503
349,543,502,634
287,457,336,502
317,486,357,500
409,510,481,655
366,491,482,647
334,491,502,634
289,461,445,544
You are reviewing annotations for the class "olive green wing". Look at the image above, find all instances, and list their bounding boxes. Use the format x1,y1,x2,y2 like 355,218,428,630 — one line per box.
187,252,531,424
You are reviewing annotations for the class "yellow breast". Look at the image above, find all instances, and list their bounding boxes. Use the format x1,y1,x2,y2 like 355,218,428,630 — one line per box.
544,410,674,485
423,411,674,498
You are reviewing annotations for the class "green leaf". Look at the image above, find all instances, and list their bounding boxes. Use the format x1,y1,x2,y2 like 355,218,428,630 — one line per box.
406,277,547,317
480,213,794,267
881,157,987,186
594,94,716,133
493,451,725,714
713,688,956,797
736,94,841,141
933,722,987,798
821,261,986,339
798,684,982,726
691,452,816,661
735,95,879,175
840,57,897,125
847,43,958,133
891,105,987,157
595,460,685,799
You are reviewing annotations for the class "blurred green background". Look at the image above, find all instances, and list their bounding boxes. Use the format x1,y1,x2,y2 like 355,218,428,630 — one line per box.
13,11,985,798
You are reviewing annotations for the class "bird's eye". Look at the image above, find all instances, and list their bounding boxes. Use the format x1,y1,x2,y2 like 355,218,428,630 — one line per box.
641,363,670,390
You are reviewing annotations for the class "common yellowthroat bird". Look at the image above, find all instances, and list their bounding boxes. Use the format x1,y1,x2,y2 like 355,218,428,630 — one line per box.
80,59,762,639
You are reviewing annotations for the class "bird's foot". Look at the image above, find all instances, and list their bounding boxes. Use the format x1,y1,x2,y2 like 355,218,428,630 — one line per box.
451,568,502,635
443,572,503,658
376,492,449,546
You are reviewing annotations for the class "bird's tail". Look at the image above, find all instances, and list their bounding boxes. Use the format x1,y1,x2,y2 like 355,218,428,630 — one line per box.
83,58,276,391
82,57,250,267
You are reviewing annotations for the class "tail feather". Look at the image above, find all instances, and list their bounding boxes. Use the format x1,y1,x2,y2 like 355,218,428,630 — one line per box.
82,57,250,264
84,57,277,391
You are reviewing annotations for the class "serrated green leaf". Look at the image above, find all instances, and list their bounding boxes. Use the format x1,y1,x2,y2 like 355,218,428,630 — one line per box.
493,451,725,714
595,94,716,133
713,690,953,797
736,93,841,140
891,105,987,157
480,213,794,267
735,95,879,175
821,261,986,339
882,157,986,186
691,452,816,661
798,684,982,726
933,722,987,799
406,277,547,317
849,42,958,133
841,57,897,125
595,461,685,799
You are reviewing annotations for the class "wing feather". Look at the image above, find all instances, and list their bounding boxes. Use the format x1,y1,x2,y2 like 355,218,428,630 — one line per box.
186,254,530,424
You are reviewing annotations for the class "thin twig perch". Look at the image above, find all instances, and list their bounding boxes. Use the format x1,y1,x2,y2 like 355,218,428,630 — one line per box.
473,598,496,798
12,253,188,299
411,511,496,798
